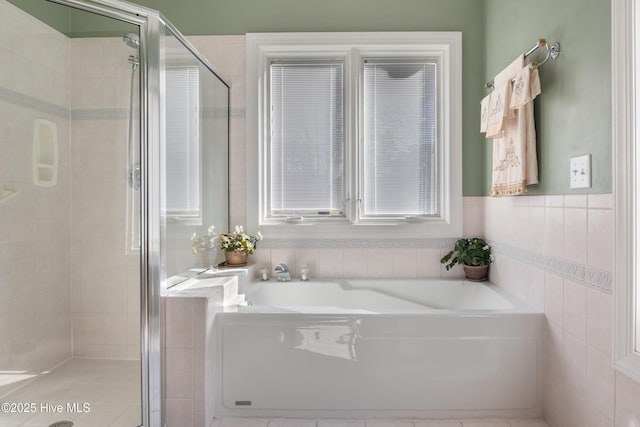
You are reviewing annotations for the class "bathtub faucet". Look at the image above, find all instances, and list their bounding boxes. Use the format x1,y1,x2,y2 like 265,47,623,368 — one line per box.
274,263,292,282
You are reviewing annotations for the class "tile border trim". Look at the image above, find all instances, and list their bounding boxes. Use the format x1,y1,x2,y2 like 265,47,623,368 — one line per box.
0,86,68,118
259,237,612,293
490,240,612,294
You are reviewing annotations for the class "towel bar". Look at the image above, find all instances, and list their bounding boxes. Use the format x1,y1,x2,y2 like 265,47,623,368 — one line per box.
485,38,560,89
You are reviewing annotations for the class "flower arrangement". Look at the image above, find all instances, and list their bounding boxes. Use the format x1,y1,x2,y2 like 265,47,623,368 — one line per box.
191,225,218,254
440,237,494,270
219,225,262,254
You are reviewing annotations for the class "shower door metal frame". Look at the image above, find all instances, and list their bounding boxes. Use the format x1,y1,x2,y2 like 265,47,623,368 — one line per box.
44,0,163,425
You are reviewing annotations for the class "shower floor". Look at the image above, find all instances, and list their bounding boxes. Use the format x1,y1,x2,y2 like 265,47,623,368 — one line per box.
0,358,141,427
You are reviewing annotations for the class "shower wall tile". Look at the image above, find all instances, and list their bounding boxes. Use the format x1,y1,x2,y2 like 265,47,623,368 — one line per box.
0,0,73,395
69,37,140,360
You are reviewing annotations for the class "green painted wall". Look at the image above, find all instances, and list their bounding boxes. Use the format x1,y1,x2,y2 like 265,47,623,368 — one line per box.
484,0,611,195
67,8,138,38
7,0,70,35
7,0,136,38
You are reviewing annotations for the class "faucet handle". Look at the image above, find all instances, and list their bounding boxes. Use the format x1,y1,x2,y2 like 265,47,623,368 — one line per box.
300,266,310,281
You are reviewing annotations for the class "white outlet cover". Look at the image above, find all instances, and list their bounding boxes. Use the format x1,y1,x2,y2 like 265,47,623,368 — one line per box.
570,154,591,189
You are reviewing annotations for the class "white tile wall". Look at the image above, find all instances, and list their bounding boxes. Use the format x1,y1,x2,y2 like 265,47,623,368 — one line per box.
0,0,72,396
483,194,640,426
164,295,215,427
69,37,140,360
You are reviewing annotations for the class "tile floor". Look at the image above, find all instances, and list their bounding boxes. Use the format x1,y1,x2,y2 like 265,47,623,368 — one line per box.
212,419,551,427
0,359,141,427
0,358,551,427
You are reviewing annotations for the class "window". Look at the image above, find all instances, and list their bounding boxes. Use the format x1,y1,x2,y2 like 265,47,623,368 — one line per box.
163,66,201,221
269,60,345,218
247,32,462,238
362,59,438,219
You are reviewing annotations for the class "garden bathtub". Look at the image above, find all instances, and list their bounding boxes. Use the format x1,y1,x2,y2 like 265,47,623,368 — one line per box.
214,279,544,419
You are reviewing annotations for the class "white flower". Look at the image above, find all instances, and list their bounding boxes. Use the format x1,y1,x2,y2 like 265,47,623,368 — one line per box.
234,225,244,233
483,245,489,251
207,225,216,235
257,231,263,240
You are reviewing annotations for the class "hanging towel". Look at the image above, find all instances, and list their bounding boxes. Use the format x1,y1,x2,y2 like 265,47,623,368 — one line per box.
480,93,490,133
510,64,541,109
489,55,540,196
485,80,513,138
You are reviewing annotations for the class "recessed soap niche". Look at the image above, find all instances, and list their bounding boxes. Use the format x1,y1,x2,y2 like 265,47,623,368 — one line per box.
32,119,58,187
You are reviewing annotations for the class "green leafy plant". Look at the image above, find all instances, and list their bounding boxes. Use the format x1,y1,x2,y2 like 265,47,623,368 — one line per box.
220,225,262,254
440,237,493,270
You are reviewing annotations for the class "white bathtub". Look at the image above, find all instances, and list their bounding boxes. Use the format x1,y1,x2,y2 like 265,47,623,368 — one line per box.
214,279,544,419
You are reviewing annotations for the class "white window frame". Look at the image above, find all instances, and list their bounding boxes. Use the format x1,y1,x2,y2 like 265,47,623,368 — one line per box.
613,0,640,383
246,32,462,239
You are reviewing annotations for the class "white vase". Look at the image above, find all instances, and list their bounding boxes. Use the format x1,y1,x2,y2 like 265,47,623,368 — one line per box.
199,250,217,269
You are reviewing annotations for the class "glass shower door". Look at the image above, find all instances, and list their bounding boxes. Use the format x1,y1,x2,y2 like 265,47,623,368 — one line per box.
0,0,143,425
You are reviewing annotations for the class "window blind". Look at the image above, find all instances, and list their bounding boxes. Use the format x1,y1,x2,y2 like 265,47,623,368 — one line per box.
362,60,438,217
269,61,345,217
165,66,200,215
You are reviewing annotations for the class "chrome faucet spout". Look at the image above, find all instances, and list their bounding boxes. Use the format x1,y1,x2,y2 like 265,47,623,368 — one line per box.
274,263,292,281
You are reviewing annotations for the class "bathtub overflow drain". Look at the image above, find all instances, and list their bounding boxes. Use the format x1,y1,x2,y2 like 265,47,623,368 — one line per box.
48,422,73,427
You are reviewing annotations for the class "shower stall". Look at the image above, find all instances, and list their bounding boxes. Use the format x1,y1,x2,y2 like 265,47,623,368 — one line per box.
0,0,229,426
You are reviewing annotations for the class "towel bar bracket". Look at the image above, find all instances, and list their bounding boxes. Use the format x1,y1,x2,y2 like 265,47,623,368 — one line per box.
549,42,561,61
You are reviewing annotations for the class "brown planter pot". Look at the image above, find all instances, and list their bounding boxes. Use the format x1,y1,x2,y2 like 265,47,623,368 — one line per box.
225,250,248,266
463,265,489,282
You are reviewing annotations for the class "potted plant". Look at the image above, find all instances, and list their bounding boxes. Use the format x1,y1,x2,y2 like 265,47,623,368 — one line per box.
440,237,494,281
220,225,262,266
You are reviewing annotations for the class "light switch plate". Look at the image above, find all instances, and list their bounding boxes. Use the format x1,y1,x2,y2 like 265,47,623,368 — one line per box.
570,154,591,189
